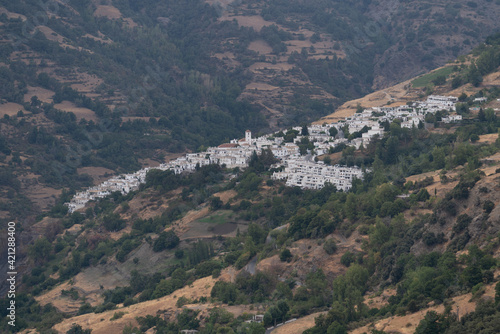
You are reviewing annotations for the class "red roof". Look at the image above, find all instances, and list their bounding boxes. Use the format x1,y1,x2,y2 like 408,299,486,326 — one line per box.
218,143,238,148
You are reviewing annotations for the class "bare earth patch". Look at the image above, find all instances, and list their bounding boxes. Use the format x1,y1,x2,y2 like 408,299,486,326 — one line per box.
52,276,217,334
37,25,65,44
37,263,134,313
35,280,104,314
17,173,62,210
171,206,211,238
94,5,123,19
248,62,295,72
350,281,498,334
70,72,104,94
477,132,499,144
245,82,280,91
272,312,327,334
315,78,417,124
0,102,27,117
212,190,237,204
54,101,97,121
0,7,26,21
365,288,397,310
83,33,112,44
248,40,273,54
219,15,277,32
24,86,55,104
93,5,137,28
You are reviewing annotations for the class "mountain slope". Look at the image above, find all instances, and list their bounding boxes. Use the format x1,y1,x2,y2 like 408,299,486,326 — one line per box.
5,44,500,332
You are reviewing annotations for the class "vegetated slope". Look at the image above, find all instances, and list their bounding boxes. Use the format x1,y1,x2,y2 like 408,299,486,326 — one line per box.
0,0,499,222
5,60,500,333
209,0,500,121
16,128,500,334
1,2,500,333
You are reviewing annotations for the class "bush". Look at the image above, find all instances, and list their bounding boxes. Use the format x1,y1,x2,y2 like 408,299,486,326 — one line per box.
110,311,125,321
194,260,222,278
211,281,239,304
103,213,126,232
340,251,356,267
176,296,191,308
453,214,472,234
323,239,337,255
280,249,293,262
153,230,180,252
483,200,495,214
175,249,184,259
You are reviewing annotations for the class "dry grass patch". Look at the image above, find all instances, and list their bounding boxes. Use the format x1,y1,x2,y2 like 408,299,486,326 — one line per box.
54,101,97,121
315,78,417,124
0,7,26,20
93,5,137,28
248,40,273,54
350,281,498,334
0,102,27,117
83,33,112,44
248,62,295,72
37,26,65,43
365,288,397,310
52,276,217,334
245,82,280,91
219,15,276,32
24,86,55,104
477,133,499,144
272,312,327,334
94,5,123,19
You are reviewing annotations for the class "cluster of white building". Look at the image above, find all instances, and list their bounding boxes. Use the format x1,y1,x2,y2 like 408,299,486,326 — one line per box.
272,159,364,191
65,95,462,212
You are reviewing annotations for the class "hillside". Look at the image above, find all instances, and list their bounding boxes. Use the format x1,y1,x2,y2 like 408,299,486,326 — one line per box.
1,0,500,221
2,39,500,332
1,1,500,334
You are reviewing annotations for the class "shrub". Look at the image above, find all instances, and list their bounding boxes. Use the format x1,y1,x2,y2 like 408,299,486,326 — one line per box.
340,251,356,267
323,239,338,255
483,200,495,214
102,213,126,232
211,281,239,304
280,249,293,262
110,311,125,321
153,230,180,252
453,214,472,234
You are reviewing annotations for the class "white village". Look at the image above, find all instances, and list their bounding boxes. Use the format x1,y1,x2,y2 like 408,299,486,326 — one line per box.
66,95,462,213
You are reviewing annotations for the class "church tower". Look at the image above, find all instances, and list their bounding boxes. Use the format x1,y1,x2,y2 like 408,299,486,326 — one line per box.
245,130,251,143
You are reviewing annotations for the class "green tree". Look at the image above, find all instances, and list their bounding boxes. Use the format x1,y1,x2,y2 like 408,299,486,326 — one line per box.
301,125,309,136
66,324,92,334
432,75,447,86
153,230,180,252
468,63,483,87
280,248,293,262
210,197,223,211
414,311,448,334
103,213,126,232
29,237,52,262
